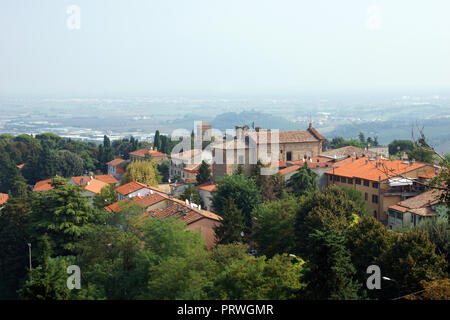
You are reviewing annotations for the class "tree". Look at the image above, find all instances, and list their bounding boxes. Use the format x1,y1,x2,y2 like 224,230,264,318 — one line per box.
0,197,32,299
196,161,211,185
286,162,318,198
346,216,396,298
157,159,170,183
383,230,447,295
211,174,262,233
93,184,118,209
414,216,449,267
406,279,450,300
18,235,73,300
29,179,105,255
358,132,366,145
178,183,204,207
154,130,161,151
341,186,370,216
252,161,284,201
98,135,114,172
299,230,361,300
55,150,84,177
408,131,435,163
251,195,299,257
388,139,414,156
214,198,245,245
208,251,305,300
121,161,159,187
294,185,365,256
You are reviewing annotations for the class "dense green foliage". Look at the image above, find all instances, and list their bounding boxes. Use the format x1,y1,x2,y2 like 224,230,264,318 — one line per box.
211,173,262,233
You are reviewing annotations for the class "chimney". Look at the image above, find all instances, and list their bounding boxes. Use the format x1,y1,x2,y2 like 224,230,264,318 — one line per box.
183,207,188,215
309,122,312,129
235,126,243,140
255,126,261,132
177,204,181,212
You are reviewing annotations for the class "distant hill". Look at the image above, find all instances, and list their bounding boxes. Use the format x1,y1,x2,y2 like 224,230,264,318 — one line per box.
210,111,301,131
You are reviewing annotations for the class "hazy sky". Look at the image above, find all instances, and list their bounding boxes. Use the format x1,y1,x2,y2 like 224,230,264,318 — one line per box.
1,0,450,96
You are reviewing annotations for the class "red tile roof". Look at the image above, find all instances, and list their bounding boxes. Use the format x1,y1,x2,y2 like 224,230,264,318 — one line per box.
106,158,126,166
16,164,25,169
71,176,91,185
196,182,217,192
33,179,56,192
95,175,119,184
115,181,167,196
104,193,166,213
147,196,222,223
389,189,443,217
129,148,167,158
115,181,149,196
321,146,378,159
84,179,108,194
0,193,8,205
419,170,436,179
325,157,427,182
279,165,301,175
134,193,166,207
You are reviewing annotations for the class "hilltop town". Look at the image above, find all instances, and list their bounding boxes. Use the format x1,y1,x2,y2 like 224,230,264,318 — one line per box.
1,121,448,300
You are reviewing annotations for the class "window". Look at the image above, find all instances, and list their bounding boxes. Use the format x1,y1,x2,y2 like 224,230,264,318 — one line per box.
238,155,244,164
286,152,292,161
365,192,368,201
372,194,378,203
373,210,377,218
355,178,361,185
396,212,402,220
372,182,379,189
341,177,346,183
347,178,353,184
329,175,333,181
335,176,340,182
363,180,369,187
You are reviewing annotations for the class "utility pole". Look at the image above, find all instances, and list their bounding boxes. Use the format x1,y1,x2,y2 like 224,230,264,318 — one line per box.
27,243,32,272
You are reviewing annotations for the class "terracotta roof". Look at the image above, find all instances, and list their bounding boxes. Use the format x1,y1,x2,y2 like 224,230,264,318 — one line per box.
395,189,442,209
33,179,56,192
389,204,408,213
115,181,167,196
170,149,204,161
104,193,166,213
104,198,134,213
0,193,8,205
196,182,217,192
321,146,379,159
129,148,167,158
134,193,166,207
183,163,201,174
84,179,108,194
107,158,126,166
148,196,222,223
325,157,427,182
389,190,443,217
288,156,334,168
95,174,119,184
307,125,327,141
419,170,436,179
279,165,301,175
115,181,150,196
16,164,25,169
71,176,91,185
